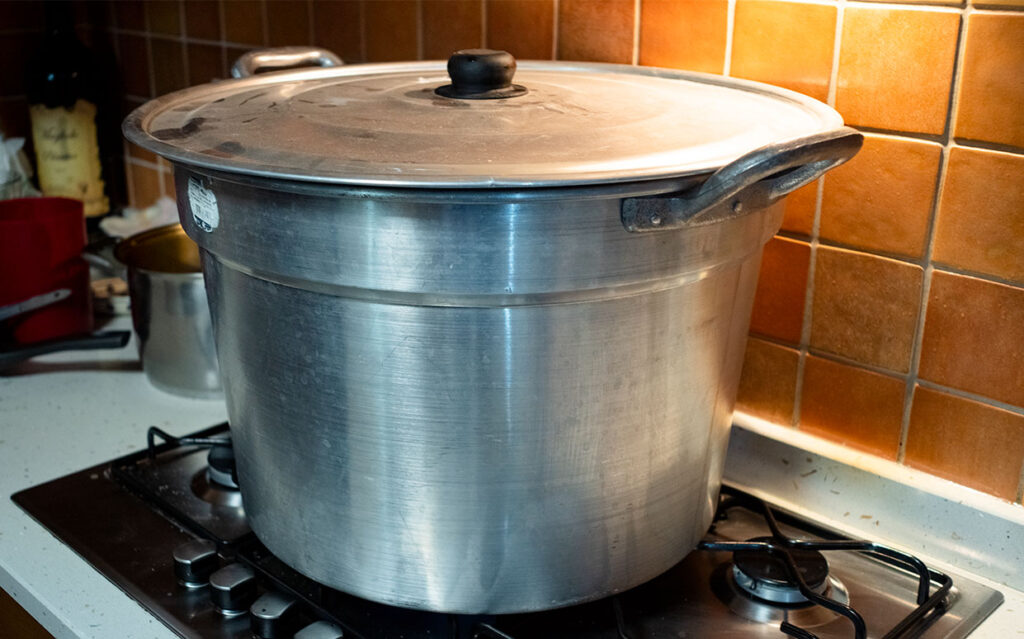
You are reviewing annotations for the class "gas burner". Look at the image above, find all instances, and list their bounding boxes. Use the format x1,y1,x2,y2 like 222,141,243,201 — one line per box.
710,536,851,629
12,424,1005,639
206,440,238,489
732,537,830,604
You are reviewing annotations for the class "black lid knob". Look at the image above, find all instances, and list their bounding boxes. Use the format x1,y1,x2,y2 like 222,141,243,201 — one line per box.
435,49,528,100
172,539,219,588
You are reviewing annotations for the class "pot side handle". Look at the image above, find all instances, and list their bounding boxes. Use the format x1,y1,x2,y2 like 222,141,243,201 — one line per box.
621,127,863,232
231,47,343,79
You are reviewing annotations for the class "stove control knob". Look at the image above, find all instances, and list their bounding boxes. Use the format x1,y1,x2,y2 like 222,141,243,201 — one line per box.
294,620,345,639
250,591,299,638
172,539,218,588
209,563,257,616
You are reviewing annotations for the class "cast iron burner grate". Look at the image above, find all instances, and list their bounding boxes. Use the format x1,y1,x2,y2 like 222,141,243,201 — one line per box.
12,423,1002,639
698,496,953,639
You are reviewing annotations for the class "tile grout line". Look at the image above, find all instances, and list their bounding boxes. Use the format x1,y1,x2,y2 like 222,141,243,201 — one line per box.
915,379,1024,420
359,0,367,63
722,0,736,76
1016,458,1024,504
895,3,971,464
792,0,846,429
631,0,641,66
551,0,560,60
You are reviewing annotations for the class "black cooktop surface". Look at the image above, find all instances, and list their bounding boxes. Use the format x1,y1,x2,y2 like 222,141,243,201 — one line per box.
12,423,1003,639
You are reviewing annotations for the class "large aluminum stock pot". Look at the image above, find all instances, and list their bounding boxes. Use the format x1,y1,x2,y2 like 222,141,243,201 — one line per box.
125,48,862,614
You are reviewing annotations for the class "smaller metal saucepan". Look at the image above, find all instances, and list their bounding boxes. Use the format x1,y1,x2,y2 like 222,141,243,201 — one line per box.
115,224,221,398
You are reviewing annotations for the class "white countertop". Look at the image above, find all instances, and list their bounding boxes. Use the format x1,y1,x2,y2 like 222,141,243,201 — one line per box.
1,317,225,639
1,317,1021,637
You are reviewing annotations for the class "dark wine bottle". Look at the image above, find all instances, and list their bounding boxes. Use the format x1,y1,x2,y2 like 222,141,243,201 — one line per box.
25,2,123,233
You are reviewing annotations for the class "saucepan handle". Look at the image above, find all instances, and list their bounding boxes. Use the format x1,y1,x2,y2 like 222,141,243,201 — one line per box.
621,127,863,232
231,46,343,79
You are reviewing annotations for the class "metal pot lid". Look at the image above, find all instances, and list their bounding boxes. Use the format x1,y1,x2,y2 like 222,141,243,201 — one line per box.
124,50,845,188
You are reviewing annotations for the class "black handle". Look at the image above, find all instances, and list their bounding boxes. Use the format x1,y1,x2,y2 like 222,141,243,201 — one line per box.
621,127,864,232
435,49,528,99
0,330,131,370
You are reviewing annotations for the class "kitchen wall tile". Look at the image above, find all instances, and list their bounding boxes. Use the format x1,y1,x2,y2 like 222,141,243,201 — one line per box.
933,147,1024,283
780,181,817,237
162,169,177,201
151,39,187,96
118,34,151,98
312,0,364,63
800,355,905,460
145,0,181,37
423,0,483,59
905,386,1024,501
128,162,162,209
114,0,145,31
557,0,634,64
835,6,960,134
954,12,1024,149
486,0,555,60
810,247,923,373
187,43,226,86
919,271,1024,407
184,0,221,41
364,1,418,62
223,0,265,46
736,337,799,425
731,0,836,102
126,140,158,164
819,135,942,259
638,0,727,74
749,237,810,345
972,0,1024,6
266,0,310,47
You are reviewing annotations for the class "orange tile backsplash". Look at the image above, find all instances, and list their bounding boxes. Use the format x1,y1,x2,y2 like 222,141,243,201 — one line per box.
487,0,555,60
819,135,942,259
423,0,483,59
906,386,1024,501
736,338,799,426
800,355,904,461
2,0,1020,503
557,0,635,64
834,5,960,135
639,0,728,74
918,271,1024,408
954,12,1024,149
810,247,923,373
933,147,1024,283
731,0,836,102
749,237,810,345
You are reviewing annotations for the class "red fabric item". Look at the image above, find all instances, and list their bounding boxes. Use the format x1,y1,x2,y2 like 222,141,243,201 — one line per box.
0,197,93,344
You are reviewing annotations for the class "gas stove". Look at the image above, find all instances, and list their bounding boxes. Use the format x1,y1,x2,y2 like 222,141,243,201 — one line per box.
12,423,1003,639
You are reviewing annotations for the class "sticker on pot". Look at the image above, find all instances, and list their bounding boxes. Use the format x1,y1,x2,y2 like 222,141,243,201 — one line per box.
188,177,219,232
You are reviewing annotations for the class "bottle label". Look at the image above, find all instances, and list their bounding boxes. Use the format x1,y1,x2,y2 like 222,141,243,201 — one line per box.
29,99,109,218
188,177,219,232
